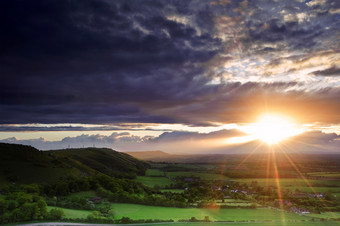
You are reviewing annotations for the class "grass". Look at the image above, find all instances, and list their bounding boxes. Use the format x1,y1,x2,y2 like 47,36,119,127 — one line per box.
146,169,164,176
283,186,340,193
307,211,340,219
143,223,340,226
47,206,92,219
308,172,340,178
166,171,230,180
236,178,340,186
135,176,173,187
46,205,340,225
110,203,311,222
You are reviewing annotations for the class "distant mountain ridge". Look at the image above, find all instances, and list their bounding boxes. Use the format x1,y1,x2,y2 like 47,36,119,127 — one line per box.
0,142,149,184
126,150,173,161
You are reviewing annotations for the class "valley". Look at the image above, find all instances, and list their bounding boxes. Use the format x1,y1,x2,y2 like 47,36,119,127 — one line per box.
1,143,340,225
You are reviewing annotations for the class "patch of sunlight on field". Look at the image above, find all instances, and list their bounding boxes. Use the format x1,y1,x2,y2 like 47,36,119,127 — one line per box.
309,172,340,178
110,203,311,222
284,186,340,193
236,178,340,187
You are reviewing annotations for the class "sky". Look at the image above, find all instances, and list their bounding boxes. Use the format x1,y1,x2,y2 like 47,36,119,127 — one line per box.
1,0,340,153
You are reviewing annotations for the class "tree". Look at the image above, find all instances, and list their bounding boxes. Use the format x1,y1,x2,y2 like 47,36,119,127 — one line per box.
0,199,7,215
190,216,198,222
46,208,64,220
120,216,132,224
37,199,48,218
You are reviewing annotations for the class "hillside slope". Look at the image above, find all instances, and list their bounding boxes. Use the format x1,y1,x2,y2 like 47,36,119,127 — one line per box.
51,148,149,178
0,143,149,184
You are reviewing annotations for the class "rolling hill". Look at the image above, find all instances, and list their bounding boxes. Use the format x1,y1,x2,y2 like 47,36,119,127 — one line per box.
0,142,149,184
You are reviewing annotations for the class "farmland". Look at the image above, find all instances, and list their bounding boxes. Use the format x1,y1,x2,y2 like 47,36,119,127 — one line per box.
135,175,173,187
110,203,310,222
48,204,311,222
1,144,340,225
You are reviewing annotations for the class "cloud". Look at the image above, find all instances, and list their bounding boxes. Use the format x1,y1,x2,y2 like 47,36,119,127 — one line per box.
0,129,244,151
311,66,340,76
0,0,221,125
1,129,340,154
0,0,339,129
306,0,327,7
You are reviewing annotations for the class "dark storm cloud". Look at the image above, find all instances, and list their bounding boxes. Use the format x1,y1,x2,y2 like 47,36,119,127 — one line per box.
0,0,221,124
311,66,340,76
0,124,172,132
245,0,339,51
1,0,339,127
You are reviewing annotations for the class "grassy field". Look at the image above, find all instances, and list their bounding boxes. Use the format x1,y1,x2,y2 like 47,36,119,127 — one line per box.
47,206,92,219
45,205,340,225
146,169,165,176
110,203,312,222
235,178,340,187
148,223,340,226
308,172,340,178
167,171,230,180
283,186,340,193
307,211,340,219
139,223,340,226
136,176,173,187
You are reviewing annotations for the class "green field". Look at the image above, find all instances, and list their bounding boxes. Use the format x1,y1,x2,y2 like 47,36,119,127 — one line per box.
136,176,173,187
167,171,230,180
139,223,340,226
110,203,311,222
284,186,340,193
308,172,340,178
236,178,340,187
43,205,340,225
47,206,92,219
146,169,165,176
307,211,340,219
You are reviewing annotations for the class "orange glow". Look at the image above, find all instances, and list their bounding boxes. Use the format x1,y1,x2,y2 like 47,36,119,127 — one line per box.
241,113,303,145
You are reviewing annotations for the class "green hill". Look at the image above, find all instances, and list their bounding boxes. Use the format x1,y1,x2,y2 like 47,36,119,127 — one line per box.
0,143,149,184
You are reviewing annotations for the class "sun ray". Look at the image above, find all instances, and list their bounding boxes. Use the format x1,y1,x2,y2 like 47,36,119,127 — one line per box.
271,147,286,224
234,141,264,170
277,143,336,215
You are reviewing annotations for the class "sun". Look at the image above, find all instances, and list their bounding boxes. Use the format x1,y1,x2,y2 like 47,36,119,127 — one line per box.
242,114,302,145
